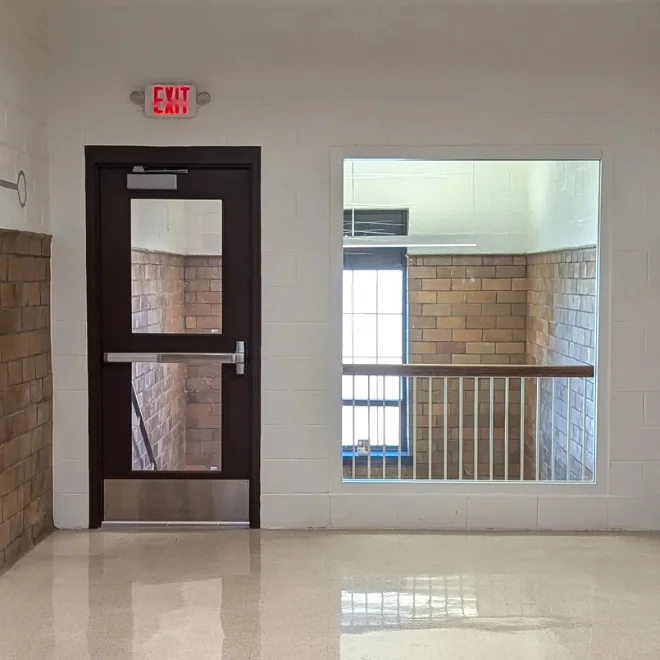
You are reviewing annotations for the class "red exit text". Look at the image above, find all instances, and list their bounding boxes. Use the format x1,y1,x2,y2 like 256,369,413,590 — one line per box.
145,84,197,118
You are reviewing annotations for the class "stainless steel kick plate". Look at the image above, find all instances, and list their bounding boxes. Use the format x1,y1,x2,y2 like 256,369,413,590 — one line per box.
104,479,249,523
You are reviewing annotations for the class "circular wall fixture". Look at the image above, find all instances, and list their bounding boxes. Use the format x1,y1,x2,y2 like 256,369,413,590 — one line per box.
130,91,146,106
16,171,27,208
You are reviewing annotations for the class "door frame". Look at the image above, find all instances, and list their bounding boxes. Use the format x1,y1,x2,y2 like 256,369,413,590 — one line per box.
85,145,261,528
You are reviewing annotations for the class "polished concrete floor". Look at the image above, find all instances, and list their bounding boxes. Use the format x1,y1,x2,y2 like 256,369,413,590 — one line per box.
0,531,659,659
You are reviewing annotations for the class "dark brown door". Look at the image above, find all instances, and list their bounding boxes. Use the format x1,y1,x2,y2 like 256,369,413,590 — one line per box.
86,147,261,527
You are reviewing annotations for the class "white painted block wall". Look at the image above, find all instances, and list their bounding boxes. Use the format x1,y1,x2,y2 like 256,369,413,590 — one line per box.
132,199,222,255
43,3,660,530
528,161,600,253
0,0,48,234
344,158,600,254
344,159,531,253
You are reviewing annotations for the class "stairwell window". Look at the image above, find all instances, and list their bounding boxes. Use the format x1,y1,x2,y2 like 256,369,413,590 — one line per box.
342,210,408,455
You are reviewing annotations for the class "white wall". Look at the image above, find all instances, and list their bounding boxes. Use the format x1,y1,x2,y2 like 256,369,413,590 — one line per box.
131,199,222,255
184,200,223,255
344,159,530,253
528,160,600,252
344,158,599,254
0,0,48,233
47,3,660,530
131,199,186,254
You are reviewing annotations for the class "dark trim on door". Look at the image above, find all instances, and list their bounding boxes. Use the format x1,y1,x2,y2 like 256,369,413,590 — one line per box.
85,146,262,529
85,148,103,529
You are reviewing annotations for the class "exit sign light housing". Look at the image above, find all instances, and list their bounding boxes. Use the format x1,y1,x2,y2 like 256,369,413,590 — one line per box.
145,84,197,118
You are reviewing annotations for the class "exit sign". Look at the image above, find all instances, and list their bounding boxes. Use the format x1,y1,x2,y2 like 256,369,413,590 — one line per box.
145,84,197,118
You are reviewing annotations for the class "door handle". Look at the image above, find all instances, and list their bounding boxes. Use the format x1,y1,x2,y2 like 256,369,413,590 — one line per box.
104,341,247,375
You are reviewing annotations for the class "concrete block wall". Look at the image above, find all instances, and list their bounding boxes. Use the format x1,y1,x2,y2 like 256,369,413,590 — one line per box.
345,160,531,254
528,161,600,254
0,2,48,236
44,3,660,530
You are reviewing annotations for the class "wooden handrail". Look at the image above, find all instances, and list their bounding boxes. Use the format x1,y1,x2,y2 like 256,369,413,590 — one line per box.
342,363,594,378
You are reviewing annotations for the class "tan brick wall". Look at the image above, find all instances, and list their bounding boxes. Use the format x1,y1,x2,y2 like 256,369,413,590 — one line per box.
525,247,596,481
345,254,527,480
409,254,527,368
409,255,526,480
0,230,53,570
131,250,185,333
183,255,222,469
344,251,597,482
131,250,187,470
184,256,222,333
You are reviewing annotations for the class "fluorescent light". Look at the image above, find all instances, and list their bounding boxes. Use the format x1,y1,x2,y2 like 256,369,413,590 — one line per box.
346,172,450,179
343,236,477,249
345,203,407,209
344,242,477,249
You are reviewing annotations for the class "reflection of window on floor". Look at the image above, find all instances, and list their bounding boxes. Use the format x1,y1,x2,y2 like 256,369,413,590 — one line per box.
341,576,478,632
342,210,407,453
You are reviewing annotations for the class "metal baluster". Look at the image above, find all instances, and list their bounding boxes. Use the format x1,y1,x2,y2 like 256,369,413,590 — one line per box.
443,377,448,480
489,377,494,481
566,377,572,482
412,377,418,479
398,377,402,481
535,377,541,481
551,378,556,481
474,377,479,481
352,376,356,480
367,376,372,479
582,378,587,482
520,378,525,481
375,271,379,480
350,271,356,479
428,377,433,481
504,376,510,482
383,381,387,480
459,377,464,480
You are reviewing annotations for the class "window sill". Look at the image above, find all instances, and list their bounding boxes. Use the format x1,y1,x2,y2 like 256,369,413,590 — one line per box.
342,452,413,466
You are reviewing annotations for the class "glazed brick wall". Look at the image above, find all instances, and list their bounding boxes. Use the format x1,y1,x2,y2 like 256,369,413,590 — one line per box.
525,247,597,481
131,250,187,471
184,255,222,469
0,230,53,571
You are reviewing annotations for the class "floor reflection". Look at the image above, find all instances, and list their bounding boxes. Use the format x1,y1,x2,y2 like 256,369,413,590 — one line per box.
0,531,659,659
339,573,597,660
341,575,478,632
